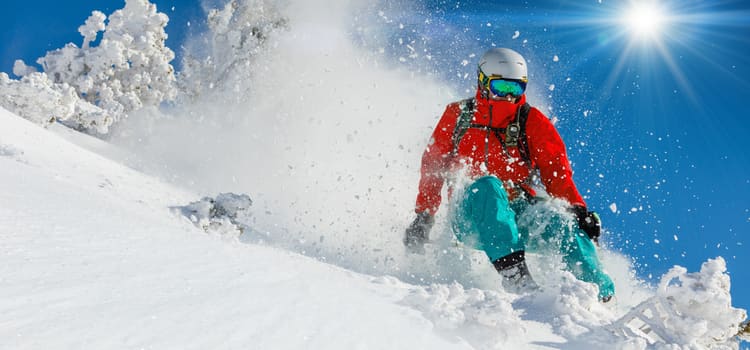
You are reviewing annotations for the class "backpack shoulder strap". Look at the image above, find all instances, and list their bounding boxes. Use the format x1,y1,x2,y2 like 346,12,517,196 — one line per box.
451,98,476,156
517,103,532,166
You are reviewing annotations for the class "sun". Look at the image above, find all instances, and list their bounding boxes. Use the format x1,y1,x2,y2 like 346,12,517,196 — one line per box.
623,2,669,39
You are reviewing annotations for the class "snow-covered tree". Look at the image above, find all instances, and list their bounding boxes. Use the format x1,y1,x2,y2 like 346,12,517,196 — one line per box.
0,72,111,133
2,0,176,134
1,0,291,132
178,0,287,101
38,0,177,130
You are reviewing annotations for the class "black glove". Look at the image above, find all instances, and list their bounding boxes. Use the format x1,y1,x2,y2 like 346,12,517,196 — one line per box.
572,205,601,242
404,211,435,252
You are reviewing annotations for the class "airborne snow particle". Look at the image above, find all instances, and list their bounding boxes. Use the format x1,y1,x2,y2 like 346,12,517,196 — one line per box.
553,55,559,62
609,203,617,213
512,31,520,39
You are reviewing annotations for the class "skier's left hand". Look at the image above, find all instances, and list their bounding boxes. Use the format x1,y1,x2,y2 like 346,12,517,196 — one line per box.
572,206,601,243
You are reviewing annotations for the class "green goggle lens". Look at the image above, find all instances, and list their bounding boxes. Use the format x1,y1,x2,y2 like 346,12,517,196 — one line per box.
488,79,526,98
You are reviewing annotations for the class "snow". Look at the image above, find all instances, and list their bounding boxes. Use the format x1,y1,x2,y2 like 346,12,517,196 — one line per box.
78,10,106,49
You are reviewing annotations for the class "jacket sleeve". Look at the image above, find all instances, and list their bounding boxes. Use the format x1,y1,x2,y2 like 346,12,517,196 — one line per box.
525,109,586,207
414,103,461,215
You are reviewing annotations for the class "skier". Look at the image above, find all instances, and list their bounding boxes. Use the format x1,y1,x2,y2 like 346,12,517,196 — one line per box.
404,48,615,302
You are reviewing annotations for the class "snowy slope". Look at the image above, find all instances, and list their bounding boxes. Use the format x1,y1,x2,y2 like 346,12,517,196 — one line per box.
0,107,499,349
2,102,746,349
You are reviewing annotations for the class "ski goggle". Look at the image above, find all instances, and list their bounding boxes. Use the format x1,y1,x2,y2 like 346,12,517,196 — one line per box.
489,79,526,98
478,70,527,98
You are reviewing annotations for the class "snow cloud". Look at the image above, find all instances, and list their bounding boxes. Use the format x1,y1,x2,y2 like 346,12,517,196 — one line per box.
110,0,456,282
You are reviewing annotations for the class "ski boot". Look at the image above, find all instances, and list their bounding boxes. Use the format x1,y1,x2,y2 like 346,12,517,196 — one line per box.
493,251,539,294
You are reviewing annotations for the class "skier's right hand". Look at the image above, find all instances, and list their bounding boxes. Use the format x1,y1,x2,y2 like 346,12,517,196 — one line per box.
404,211,435,253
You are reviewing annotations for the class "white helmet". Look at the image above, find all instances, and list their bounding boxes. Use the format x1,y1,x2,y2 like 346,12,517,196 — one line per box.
478,48,528,82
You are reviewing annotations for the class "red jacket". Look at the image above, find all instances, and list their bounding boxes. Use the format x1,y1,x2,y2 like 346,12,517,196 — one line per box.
415,91,586,215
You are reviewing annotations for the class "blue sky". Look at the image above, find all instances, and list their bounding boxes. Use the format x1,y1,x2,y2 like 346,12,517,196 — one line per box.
1,0,749,314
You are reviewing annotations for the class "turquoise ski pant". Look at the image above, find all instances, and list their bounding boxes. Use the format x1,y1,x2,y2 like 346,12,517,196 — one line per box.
451,176,614,299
